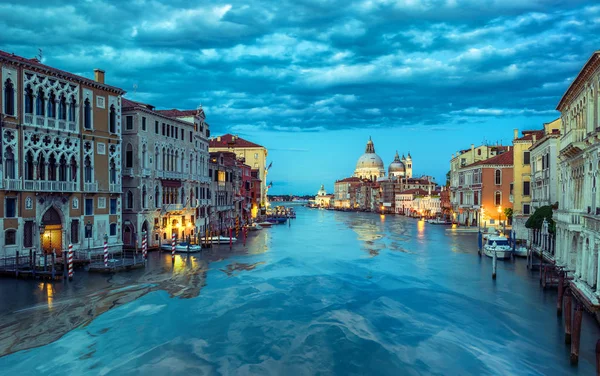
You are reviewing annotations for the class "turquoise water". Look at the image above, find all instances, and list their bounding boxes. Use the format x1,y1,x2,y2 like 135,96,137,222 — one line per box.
1,206,598,375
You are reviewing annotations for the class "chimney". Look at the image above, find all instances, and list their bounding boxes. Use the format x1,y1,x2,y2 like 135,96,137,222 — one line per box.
532,134,537,143
94,69,105,84
217,136,221,142
471,144,474,153
508,146,511,151
513,129,518,140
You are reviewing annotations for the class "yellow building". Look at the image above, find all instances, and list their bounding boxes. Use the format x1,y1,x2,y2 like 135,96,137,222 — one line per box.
209,134,268,212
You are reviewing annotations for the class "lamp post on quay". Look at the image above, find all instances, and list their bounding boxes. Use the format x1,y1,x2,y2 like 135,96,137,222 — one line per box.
86,221,92,254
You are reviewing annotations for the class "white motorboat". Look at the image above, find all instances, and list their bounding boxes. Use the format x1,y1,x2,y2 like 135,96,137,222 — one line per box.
257,221,273,228
160,242,202,253
201,236,237,244
514,246,528,257
483,236,513,259
245,223,263,231
427,218,451,225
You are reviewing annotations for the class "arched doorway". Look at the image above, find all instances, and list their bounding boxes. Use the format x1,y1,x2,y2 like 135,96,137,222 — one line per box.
41,207,63,256
123,224,134,247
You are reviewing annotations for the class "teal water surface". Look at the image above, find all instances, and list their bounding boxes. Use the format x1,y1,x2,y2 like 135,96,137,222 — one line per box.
1,206,598,375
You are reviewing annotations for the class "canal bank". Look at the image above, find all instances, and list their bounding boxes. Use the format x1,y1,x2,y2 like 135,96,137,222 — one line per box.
0,205,598,375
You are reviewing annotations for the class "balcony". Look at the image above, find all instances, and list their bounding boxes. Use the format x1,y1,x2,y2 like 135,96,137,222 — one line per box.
23,114,77,132
84,182,98,192
58,120,67,131
4,178,22,190
24,114,34,125
164,203,184,211
109,183,121,193
141,168,151,177
35,115,44,126
555,209,585,231
47,118,56,129
584,214,600,232
560,128,586,157
123,168,134,177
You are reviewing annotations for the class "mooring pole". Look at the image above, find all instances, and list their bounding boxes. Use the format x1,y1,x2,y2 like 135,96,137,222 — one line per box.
557,271,565,316
565,292,572,344
15,251,19,278
571,301,583,365
51,252,56,280
539,246,543,284
229,227,233,250
595,339,600,376
492,250,497,280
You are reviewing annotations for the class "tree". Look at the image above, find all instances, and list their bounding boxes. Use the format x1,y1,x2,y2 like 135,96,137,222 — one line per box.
445,170,451,187
503,207,513,221
525,205,556,234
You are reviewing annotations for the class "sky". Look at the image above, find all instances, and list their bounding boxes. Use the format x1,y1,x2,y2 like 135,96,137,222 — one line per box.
1,0,599,194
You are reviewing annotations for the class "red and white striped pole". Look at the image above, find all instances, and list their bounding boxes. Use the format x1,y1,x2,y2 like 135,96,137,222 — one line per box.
229,227,233,249
142,231,147,260
171,233,176,262
68,244,74,281
103,236,108,267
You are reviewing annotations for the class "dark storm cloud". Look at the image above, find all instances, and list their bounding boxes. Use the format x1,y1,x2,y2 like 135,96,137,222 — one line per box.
2,0,599,133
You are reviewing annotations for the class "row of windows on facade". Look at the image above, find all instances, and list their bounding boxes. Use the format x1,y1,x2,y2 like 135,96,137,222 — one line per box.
4,197,118,218
3,220,119,247
125,185,213,210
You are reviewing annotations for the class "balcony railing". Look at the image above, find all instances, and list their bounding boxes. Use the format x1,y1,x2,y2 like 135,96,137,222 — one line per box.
109,183,121,193
23,114,77,132
560,128,585,155
84,182,98,192
68,122,76,132
141,168,151,177
35,116,44,126
32,180,77,192
58,120,67,130
24,114,33,125
4,178,22,190
47,118,56,129
556,210,585,227
123,168,134,177
164,203,184,211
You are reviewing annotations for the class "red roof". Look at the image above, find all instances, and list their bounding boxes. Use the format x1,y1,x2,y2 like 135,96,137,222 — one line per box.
209,134,264,148
515,130,545,142
0,50,124,94
398,188,430,195
122,98,154,110
470,149,514,167
156,109,198,118
335,177,362,183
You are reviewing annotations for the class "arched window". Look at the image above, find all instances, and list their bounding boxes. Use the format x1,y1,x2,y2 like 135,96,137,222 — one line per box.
142,185,147,209
37,154,46,180
141,144,147,169
58,95,67,120
58,155,67,181
70,156,78,182
4,79,15,116
109,158,116,184
109,105,116,133
126,190,134,209
84,156,92,183
24,85,34,114
48,153,57,181
155,185,160,208
47,91,56,118
125,144,133,168
36,87,45,116
4,147,15,179
24,151,34,180
495,191,501,206
84,98,92,129
495,169,501,185
68,95,76,122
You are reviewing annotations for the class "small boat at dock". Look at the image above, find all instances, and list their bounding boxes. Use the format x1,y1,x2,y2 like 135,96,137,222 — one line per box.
160,242,202,253
483,236,513,259
257,221,273,228
201,236,237,244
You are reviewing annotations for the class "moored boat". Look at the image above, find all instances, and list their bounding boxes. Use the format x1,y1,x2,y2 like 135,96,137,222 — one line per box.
257,221,273,228
160,242,202,253
483,236,513,259
201,236,237,244
427,218,452,225
514,246,528,257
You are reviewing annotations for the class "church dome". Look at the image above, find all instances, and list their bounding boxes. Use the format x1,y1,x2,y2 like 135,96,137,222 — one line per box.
317,184,327,196
388,151,406,176
354,137,385,180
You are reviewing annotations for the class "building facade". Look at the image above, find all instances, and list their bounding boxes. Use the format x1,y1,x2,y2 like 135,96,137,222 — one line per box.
209,134,268,216
554,51,600,299
530,119,561,210
1,51,125,257
208,151,241,234
120,99,210,248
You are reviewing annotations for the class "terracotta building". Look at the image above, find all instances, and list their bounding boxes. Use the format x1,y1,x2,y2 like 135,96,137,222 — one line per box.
0,51,126,256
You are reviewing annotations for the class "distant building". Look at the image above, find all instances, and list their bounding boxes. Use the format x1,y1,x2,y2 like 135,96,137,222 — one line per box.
530,119,561,210
354,137,385,181
315,184,333,207
209,134,268,216
208,151,240,234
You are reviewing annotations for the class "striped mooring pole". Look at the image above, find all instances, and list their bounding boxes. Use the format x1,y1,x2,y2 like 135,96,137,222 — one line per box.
142,231,147,260
103,237,109,267
68,244,74,281
171,233,176,262
236,217,240,238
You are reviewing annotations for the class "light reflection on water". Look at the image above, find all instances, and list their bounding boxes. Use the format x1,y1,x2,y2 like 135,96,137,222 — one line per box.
0,205,599,375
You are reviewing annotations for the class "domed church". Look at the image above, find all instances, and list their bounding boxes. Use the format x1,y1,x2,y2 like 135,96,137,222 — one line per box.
354,137,386,181
388,151,413,179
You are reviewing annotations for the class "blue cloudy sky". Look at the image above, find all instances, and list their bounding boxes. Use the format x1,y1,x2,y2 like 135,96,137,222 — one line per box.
1,0,599,194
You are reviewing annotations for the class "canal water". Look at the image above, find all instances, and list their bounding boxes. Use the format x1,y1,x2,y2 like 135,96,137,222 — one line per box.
0,204,599,375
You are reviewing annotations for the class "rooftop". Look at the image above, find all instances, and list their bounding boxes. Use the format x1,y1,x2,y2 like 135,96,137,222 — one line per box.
470,149,514,167
515,130,545,142
209,134,264,149
156,109,201,118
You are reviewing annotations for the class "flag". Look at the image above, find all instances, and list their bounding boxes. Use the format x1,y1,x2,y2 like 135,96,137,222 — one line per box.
267,161,273,170
267,181,273,189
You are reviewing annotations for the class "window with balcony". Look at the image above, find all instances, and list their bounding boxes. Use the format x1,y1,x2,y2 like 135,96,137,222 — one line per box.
85,198,94,215
58,95,67,120
84,156,92,183
523,181,530,196
68,96,76,122
24,85,34,115
125,144,133,168
4,78,15,116
36,87,45,116
47,91,56,118
495,169,501,185
4,147,15,179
